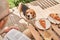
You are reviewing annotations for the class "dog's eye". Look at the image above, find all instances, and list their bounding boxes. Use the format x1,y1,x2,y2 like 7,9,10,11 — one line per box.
30,13,32,14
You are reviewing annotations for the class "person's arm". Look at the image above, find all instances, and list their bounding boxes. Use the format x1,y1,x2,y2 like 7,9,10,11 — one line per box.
0,17,8,29
0,26,19,35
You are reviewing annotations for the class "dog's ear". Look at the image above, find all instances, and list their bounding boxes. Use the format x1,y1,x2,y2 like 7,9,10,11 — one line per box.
18,3,23,12
33,11,36,18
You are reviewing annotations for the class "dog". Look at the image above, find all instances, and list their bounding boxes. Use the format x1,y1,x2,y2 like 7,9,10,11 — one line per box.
18,3,36,20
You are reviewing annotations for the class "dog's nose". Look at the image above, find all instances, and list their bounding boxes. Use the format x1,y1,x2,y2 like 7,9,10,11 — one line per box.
28,15,30,17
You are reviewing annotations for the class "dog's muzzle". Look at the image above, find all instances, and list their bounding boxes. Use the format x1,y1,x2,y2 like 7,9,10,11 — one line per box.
26,15,32,20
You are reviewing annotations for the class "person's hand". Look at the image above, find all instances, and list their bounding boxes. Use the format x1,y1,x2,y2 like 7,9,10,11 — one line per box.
1,26,19,35
4,26,19,33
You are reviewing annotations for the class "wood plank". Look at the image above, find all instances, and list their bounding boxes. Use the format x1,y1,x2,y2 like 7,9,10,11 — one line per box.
48,28,60,40
30,1,38,6
35,0,59,9
36,1,46,9
30,1,45,9
38,27,60,40
36,1,45,9
51,24,60,37
28,25,43,40
41,0,50,8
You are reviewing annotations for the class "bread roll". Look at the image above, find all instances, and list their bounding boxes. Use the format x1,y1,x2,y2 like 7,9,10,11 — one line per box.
35,18,51,30
48,13,60,24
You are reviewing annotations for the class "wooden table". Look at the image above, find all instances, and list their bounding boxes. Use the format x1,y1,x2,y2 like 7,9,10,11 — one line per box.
28,0,60,40
3,0,60,40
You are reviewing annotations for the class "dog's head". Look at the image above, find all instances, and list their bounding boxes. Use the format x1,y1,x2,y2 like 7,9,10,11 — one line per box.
25,9,36,20
18,3,36,20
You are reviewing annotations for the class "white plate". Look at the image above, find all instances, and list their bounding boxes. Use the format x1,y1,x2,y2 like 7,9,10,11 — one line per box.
48,15,60,24
35,18,51,30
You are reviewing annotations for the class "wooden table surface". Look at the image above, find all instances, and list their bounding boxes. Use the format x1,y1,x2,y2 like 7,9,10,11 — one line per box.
1,0,60,40
29,0,60,40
